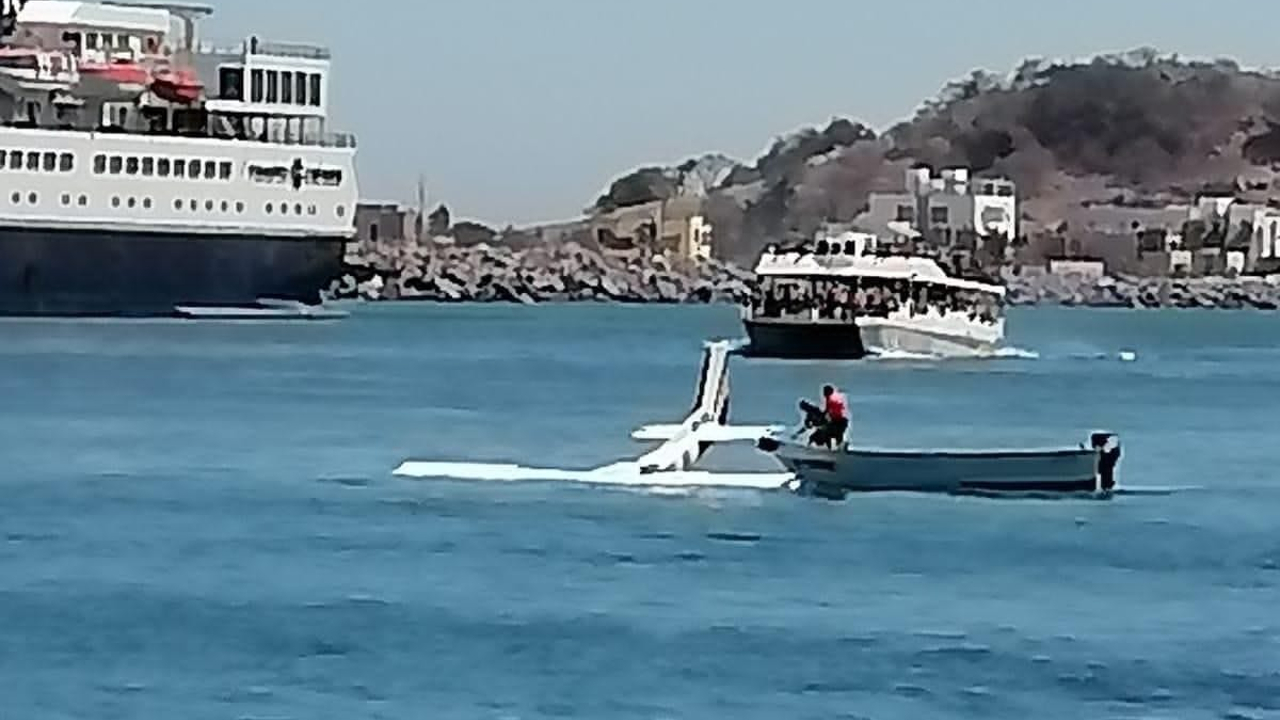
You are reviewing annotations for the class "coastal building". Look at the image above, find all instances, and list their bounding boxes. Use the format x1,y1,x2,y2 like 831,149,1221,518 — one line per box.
858,166,1018,242
355,201,421,245
589,196,713,262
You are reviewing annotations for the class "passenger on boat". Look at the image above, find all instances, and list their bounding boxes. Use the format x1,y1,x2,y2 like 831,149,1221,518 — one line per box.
803,384,849,449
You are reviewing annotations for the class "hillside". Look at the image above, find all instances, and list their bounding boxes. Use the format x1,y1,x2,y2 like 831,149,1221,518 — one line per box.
591,49,1280,265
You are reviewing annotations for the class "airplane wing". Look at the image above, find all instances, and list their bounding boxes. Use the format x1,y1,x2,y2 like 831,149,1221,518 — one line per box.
632,423,782,442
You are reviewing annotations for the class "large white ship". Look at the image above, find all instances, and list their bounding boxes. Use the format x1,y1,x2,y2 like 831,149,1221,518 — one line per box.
0,0,357,315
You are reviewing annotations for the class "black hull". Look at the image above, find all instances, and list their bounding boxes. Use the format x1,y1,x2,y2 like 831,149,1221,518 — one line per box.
742,319,868,359
0,226,345,316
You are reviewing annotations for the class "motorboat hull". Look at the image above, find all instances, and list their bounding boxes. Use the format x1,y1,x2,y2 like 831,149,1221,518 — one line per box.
757,433,1120,499
856,317,1000,357
741,318,868,359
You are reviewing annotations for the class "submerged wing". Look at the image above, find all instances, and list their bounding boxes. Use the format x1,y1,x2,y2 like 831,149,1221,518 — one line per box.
632,423,782,442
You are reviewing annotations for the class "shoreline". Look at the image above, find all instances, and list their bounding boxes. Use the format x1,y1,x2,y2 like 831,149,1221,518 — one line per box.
330,241,1280,310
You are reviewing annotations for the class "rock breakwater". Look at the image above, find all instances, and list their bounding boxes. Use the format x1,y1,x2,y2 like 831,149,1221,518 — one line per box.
328,241,754,304
1005,272,1280,309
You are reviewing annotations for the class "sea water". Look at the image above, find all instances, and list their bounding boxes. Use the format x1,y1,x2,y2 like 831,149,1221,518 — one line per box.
0,304,1277,719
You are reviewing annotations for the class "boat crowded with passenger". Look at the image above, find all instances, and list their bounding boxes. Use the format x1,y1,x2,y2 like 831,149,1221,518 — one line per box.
740,230,1006,359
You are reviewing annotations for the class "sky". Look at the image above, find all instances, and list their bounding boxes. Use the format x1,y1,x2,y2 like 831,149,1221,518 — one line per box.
203,0,1280,225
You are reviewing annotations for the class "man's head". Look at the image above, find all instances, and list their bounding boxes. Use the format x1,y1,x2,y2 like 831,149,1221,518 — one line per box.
822,384,835,397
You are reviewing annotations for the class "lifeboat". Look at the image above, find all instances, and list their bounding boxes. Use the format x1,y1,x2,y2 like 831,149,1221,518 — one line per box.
76,58,149,100
151,66,202,104
0,47,77,94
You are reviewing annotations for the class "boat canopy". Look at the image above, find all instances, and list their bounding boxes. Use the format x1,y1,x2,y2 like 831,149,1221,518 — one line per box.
754,250,1006,296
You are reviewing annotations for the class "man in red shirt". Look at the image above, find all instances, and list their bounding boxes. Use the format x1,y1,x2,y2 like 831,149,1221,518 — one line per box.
809,384,849,449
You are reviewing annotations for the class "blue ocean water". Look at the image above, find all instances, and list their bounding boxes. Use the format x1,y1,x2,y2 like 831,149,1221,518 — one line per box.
1,304,1278,720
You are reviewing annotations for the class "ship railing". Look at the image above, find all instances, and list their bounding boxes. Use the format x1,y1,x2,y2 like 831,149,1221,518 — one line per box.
196,38,331,60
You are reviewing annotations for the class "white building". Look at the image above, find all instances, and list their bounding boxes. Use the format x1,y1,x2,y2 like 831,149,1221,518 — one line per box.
859,166,1017,241
1192,193,1280,261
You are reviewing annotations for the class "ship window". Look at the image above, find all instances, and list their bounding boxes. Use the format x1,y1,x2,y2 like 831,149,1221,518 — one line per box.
8,152,20,170
127,197,136,209
86,33,99,50
111,196,120,208
0,150,6,168
9,191,18,204
26,152,39,171
220,200,229,212
219,161,232,180
236,201,245,213
307,168,343,187
174,198,182,210
266,70,278,103
59,153,73,172
280,71,293,104
173,159,185,178
250,68,264,102
295,72,307,105
280,203,288,215
205,199,214,211
28,192,37,204
126,157,139,175
78,195,87,206
109,155,122,174
309,73,321,106
336,204,345,218
294,203,303,216
204,160,216,179
102,33,113,49
42,152,55,172
145,36,158,54
265,202,273,214
141,157,154,176
218,67,243,101
190,158,202,177
143,197,152,209
189,199,197,211
60,193,70,206
158,158,170,176
93,154,106,174
307,204,316,215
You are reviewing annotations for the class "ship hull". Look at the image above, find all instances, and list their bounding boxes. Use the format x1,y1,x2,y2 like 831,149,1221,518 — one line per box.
741,319,869,359
0,226,345,316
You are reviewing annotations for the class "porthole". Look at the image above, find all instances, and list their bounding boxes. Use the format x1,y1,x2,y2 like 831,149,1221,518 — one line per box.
27,192,37,204
189,199,197,211
111,196,120,208
77,195,87,207
280,203,288,215
294,203,302,216
127,197,136,209
60,193,71,206
205,199,214,211
143,197,152,209
174,198,183,210
336,205,346,218
265,202,273,214
307,204,316,216
221,200,229,212
235,201,245,213
10,191,19,204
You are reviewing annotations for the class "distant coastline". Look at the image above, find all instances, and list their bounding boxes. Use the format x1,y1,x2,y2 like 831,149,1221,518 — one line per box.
329,240,1280,310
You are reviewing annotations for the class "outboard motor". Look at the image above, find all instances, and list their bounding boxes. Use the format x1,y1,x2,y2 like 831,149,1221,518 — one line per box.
798,399,825,428
1090,432,1121,492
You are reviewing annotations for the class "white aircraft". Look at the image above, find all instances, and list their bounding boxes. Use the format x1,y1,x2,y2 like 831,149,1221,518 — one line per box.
393,340,795,490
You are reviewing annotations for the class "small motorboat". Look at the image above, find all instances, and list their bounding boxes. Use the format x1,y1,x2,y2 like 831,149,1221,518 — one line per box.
756,403,1121,500
76,59,149,99
151,66,202,104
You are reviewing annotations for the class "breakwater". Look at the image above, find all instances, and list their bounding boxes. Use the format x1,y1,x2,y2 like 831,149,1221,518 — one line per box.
330,241,1280,309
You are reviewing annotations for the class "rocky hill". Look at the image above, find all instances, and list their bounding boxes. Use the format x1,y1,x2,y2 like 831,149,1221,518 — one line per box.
591,49,1280,265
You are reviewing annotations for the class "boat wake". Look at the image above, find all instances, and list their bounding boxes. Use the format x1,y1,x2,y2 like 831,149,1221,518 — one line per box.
866,345,1040,362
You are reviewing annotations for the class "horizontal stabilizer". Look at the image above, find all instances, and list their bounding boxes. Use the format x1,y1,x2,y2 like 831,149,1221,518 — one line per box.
632,424,782,443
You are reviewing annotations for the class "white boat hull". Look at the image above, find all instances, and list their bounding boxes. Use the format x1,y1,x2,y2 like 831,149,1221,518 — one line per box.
857,317,1001,357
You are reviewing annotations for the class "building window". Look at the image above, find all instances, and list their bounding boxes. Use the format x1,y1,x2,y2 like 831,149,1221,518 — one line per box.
42,152,55,172
266,70,279,102
158,158,171,177
309,73,321,106
204,160,216,179
250,69,264,102
219,161,232,180
173,159,185,178
296,72,307,105
59,153,73,172
280,71,293,104
109,156,123,174
141,157,154,176
929,205,949,225
126,157,139,175
895,204,914,222
26,151,39,171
